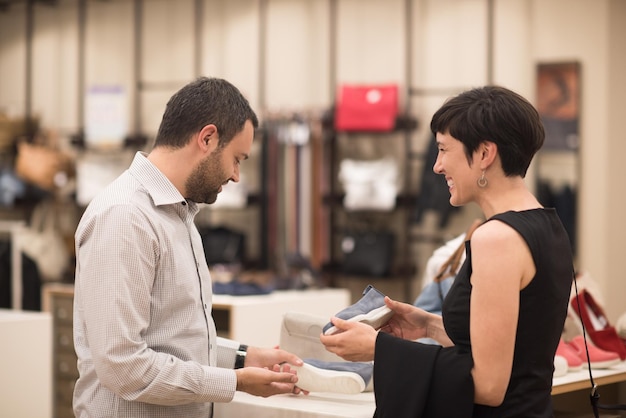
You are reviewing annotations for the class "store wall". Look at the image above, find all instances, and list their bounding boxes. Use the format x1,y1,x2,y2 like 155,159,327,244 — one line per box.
0,0,624,319
529,0,625,321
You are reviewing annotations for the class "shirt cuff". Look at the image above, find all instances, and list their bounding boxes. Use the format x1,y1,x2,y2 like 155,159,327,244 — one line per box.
216,336,241,369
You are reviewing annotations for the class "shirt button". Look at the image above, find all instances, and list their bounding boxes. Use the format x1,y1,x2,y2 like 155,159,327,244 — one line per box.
210,344,213,350
204,304,207,309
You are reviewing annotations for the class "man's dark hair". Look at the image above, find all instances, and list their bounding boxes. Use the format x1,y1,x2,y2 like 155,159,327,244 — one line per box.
154,77,259,149
430,85,545,177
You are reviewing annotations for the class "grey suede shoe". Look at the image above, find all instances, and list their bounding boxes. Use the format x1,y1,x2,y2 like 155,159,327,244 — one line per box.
323,284,393,335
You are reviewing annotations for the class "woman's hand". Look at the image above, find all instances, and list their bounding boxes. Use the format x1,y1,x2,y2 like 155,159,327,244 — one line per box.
319,317,377,362
380,297,452,346
380,296,431,340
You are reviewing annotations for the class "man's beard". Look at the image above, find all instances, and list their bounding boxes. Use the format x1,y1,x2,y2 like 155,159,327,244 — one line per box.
185,149,227,205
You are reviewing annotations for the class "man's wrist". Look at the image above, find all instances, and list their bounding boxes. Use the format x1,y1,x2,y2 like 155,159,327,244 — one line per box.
235,344,248,369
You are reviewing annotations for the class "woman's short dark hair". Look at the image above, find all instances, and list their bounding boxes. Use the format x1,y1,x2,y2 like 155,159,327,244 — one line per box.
154,77,259,149
430,85,544,177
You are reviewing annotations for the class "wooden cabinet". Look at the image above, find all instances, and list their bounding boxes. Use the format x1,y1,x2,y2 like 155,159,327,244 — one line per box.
43,283,77,418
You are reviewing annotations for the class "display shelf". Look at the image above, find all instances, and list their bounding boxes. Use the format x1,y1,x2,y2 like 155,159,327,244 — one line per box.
321,115,419,302
212,288,350,348
552,361,626,395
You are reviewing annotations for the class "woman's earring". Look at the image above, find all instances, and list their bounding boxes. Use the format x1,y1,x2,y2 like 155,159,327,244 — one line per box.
477,170,488,188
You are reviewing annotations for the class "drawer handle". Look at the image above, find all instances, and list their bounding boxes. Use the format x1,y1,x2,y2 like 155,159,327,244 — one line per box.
59,335,71,347
57,308,68,320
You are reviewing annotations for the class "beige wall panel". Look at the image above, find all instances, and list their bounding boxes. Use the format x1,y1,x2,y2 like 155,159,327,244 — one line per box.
84,0,135,129
264,0,330,111
420,0,487,89
140,90,171,140
408,0,489,160
335,0,405,86
0,4,27,117
141,0,195,83
31,1,79,133
203,0,260,110
491,0,532,94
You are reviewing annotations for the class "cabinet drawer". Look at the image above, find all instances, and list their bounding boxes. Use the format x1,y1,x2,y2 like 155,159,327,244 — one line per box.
55,324,74,353
55,402,75,418
53,295,74,326
56,351,79,380
55,376,76,405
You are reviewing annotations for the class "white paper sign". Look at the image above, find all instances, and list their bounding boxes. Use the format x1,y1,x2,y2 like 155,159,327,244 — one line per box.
84,85,128,148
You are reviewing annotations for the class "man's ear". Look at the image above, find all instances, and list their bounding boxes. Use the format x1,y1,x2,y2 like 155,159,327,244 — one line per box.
198,124,219,151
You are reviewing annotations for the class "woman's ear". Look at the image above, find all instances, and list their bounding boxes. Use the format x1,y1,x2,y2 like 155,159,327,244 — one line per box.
479,141,497,168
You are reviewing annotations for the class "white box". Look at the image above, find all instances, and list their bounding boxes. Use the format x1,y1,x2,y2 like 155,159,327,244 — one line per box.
0,309,52,418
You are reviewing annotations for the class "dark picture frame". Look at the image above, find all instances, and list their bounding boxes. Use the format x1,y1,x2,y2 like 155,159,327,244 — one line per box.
536,61,581,151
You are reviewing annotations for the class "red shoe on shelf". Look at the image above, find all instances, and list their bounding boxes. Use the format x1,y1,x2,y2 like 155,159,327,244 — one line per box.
567,335,621,369
570,289,626,360
555,338,583,372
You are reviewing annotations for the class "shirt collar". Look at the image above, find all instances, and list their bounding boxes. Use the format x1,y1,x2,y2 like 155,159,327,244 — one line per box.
128,151,199,214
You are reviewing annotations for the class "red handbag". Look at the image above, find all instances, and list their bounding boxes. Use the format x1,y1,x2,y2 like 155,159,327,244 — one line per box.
334,84,399,132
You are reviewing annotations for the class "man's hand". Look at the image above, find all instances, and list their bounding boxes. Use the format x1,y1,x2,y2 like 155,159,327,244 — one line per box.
236,347,308,396
235,365,299,397
244,346,303,369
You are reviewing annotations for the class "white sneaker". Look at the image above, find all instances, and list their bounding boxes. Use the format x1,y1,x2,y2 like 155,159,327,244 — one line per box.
553,355,568,377
293,359,372,394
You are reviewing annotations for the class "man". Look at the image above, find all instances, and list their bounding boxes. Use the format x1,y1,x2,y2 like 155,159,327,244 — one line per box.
73,77,303,417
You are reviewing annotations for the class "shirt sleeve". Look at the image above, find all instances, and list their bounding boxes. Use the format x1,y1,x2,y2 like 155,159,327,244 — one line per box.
75,204,237,405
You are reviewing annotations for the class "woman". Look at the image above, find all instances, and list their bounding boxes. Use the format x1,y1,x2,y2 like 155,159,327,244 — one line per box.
320,86,573,418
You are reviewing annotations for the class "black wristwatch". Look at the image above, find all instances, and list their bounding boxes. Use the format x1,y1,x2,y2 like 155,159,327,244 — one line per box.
234,344,248,369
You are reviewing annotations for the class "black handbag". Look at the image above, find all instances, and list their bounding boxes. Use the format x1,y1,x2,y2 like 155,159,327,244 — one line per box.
340,230,394,277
